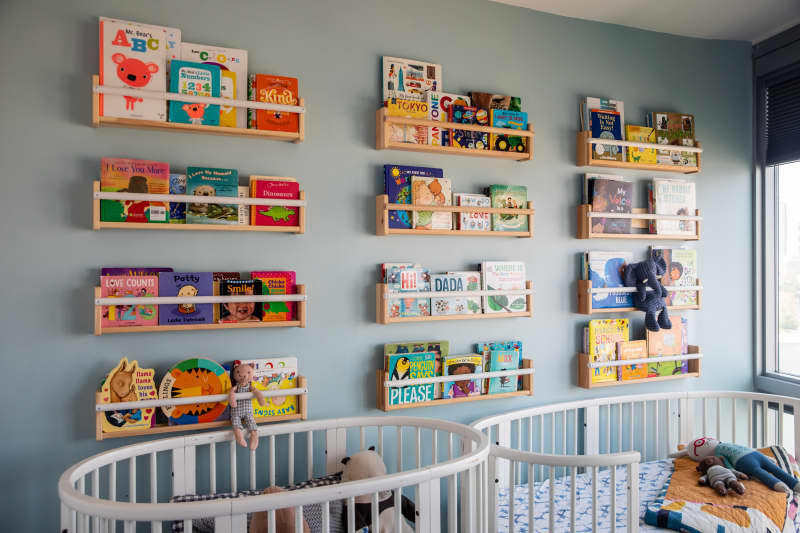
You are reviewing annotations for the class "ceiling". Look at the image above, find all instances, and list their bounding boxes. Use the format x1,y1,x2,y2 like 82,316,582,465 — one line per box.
490,0,800,43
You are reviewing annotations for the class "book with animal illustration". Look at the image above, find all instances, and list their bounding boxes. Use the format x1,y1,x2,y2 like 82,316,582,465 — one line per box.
430,271,481,316
100,158,169,223
101,267,172,276
157,272,213,326
99,357,157,433
411,176,452,230
649,179,696,235
584,251,633,308
158,358,232,425
180,43,248,128
442,355,483,399
100,275,158,327
167,60,221,126
470,92,522,112
212,271,240,322
384,340,449,398
384,265,431,318
219,279,263,322
385,351,437,406
481,261,526,314
386,98,429,143
98,17,178,121
454,193,490,231
168,173,186,223
251,271,296,321
382,56,442,103
239,357,298,418
186,167,238,225
616,340,648,380
647,321,687,377
652,247,698,306
651,112,696,166
477,340,523,391
383,165,443,229
250,176,300,227
585,175,632,234
248,74,300,132
487,185,528,232
588,319,629,383
449,105,488,149
490,109,528,152
625,125,657,164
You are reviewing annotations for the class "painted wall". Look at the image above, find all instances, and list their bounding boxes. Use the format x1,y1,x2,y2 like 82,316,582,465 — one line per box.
0,0,753,528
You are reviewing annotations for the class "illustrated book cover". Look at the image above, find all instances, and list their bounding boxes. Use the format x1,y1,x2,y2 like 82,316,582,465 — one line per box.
616,340,648,380
587,319,629,383
481,261,527,314
382,56,442,103
411,176,452,230
157,272,213,326
435,92,470,146
449,105,488,149
238,357,299,418
158,358,231,425
625,125,657,164
487,185,528,232
476,342,521,394
100,158,169,223
212,271,240,322
167,60,221,126
384,340,449,398
589,109,623,161
99,357,157,433
383,165,443,229
489,109,528,153
180,43,248,128
168,173,186,223
454,193,490,231
649,179,696,235
652,247,698,306
442,355,483,399
384,265,431,318
250,176,300,227
430,271,481,316
251,270,297,321
101,267,172,276
585,175,632,234
248,74,300,133
100,275,158,327
385,351,437,406
185,167,238,225
219,279,263,322
584,251,634,308
476,340,523,390
386,98,428,144
651,112,696,166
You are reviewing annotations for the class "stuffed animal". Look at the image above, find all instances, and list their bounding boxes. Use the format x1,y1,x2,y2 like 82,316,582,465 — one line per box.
228,361,266,451
672,437,800,494
250,486,310,533
696,456,747,495
623,256,672,332
341,446,416,532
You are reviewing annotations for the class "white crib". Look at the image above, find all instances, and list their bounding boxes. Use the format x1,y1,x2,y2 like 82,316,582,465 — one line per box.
59,416,488,533
471,391,800,533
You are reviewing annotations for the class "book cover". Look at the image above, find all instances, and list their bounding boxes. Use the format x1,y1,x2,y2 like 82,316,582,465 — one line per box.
586,251,634,308
99,357,157,433
588,319,629,383
487,185,528,232
251,271,297,321
219,279,263,322
385,351,436,406
652,112,696,166
100,275,158,327
180,43,248,128
652,248,698,306
586,175,632,234
100,158,169,223
651,179,696,235
384,266,431,318
238,357,298,418
386,98,428,144
157,272,213,326
490,109,528,153
411,176,452,230
237,186,249,225
101,267,172,276
158,358,231,425
647,321,684,356
470,92,521,112
442,355,483,399
168,173,186,224
481,261,527,314
185,167,239,225
581,97,624,139
625,125,657,164
589,109,623,161
212,271,240,323
380,262,418,281
425,91,444,146
476,341,523,390
383,165,443,229
382,56,441,102
167,60,221,126
449,105,488,150
430,271,481,316
485,349,519,394
250,176,300,227
455,193,490,231
384,340,449,398
616,340,648,380
250,74,300,133
436,92,471,146
98,17,174,121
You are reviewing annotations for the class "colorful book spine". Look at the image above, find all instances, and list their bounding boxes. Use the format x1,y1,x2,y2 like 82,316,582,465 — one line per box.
168,173,186,223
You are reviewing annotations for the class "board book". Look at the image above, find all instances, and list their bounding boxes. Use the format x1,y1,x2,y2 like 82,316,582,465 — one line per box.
430,271,481,316
251,271,296,321
385,351,437,406
180,43,248,128
490,109,528,153
449,105,488,149
158,358,232,425
587,318,629,383
248,74,300,133
625,125,657,164
442,355,483,399
383,165,443,229
476,340,523,389
435,92,470,146
384,265,431,318
585,175,632,234
167,60,221,126
487,185,528,232
157,272,213,326
652,248,698,306
212,272,240,322
649,179,696,235
647,321,684,356
481,261,526,314
454,193,490,231
651,112,696,166
584,251,633,309
249,176,300,227
168,173,186,223
100,158,169,223
616,340,648,380
99,357,157,433
382,56,442,103
100,275,158,327
101,267,172,276
411,176,452,230
239,357,299,418
219,279,263,322
476,341,522,394
185,167,238,225
384,340,448,399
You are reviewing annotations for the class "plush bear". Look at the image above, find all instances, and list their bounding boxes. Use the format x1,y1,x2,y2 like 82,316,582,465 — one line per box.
623,256,672,332
696,456,747,495
249,486,310,533
228,362,266,450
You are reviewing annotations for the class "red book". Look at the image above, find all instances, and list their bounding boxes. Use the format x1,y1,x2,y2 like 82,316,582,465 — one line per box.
251,271,297,322
249,74,299,133
249,176,300,227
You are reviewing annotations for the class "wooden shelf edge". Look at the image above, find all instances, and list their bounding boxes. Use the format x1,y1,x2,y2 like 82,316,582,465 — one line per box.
576,131,700,174
577,279,701,314
578,348,701,389
577,205,700,240
95,222,302,233
384,229,531,238
383,311,532,323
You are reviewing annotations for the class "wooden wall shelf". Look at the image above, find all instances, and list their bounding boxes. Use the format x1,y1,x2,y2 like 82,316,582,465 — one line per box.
577,279,701,315
377,359,533,411
577,205,700,240
576,131,701,174
376,108,534,161
375,195,533,237
578,346,701,389
92,76,304,143
376,281,533,324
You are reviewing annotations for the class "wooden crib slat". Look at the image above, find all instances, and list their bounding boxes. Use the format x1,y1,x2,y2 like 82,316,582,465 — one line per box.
508,459,515,533
732,399,737,443
347,496,356,533
416,427,421,468
610,465,616,533
268,510,276,533
210,442,217,493
763,400,768,447
288,433,295,486
322,501,330,532
294,505,304,533
629,403,634,452
109,461,116,532
642,402,647,462
627,462,639,533
230,440,237,492
92,469,100,533
717,397,722,439
378,426,384,458
371,492,380,533
269,435,276,487
549,466,555,533
129,455,136,504
307,430,314,480
433,429,438,465
449,435,457,533
395,487,402,533
591,466,598,533
150,452,160,531
527,463,534,533
702,398,708,436
570,466,576,533
666,400,672,453
606,404,611,454
250,449,256,490
654,400,660,458
538,416,543,480
748,400,753,447
779,402,785,445
397,427,403,473
574,410,578,456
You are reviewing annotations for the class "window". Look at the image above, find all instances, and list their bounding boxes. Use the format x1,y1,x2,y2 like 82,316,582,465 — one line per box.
777,161,800,378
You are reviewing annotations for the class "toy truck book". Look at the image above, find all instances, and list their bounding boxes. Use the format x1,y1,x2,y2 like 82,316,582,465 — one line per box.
490,109,528,152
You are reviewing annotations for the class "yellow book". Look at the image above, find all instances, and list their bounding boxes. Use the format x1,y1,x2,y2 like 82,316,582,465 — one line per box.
386,98,429,144
99,358,157,433
219,70,237,128
616,340,648,380
588,319,629,383
625,125,657,164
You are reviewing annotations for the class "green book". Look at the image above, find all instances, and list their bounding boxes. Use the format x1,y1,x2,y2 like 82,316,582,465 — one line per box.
487,185,528,232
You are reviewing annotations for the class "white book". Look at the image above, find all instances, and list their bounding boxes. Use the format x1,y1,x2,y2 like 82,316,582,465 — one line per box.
454,193,490,231
481,261,527,314
431,272,481,316
652,179,696,235
382,56,442,103
237,186,249,225
180,43,248,129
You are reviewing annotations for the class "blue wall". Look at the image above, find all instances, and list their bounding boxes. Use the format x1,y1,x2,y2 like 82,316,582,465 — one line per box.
0,0,753,528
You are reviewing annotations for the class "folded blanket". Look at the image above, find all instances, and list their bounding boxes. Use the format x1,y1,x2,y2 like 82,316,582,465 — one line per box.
645,446,800,533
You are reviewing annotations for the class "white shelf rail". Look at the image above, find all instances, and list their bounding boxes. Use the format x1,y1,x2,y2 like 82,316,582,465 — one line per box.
584,137,702,153
95,294,307,306
586,353,702,369
383,287,533,300
96,387,308,411
93,83,305,114
588,285,702,294
587,211,701,221
95,190,306,207
385,366,535,388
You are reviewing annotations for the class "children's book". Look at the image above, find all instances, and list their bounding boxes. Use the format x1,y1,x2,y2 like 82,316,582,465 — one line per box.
100,275,158,327
590,109,623,161
158,358,232,425
481,261,527,314
449,105,488,149
239,357,299,418
649,179,696,235
442,355,483,399
581,97,625,140
434,92,471,146
454,193,490,231
487,185,528,232
249,176,300,227
380,262,419,281
490,110,528,153
616,340,648,380
212,272,240,322
411,176,452,230
99,357,157,433
588,319,629,383
382,56,442,102
219,279,263,323
383,165,443,229
248,74,300,133
385,351,437,406
100,158,169,223
430,271,481,316
157,272,213,326
584,251,634,308
485,349,518,394
180,43,248,128
98,17,177,121
251,271,296,321
237,186,249,225
101,267,172,276
470,92,522,112
168,173,186,223
585,175,632,234
167,60,221,126
652,248,698,306
384,265,431,318
386,98,428,143
625,125,657,164
185,167,239,225
476,340,523,390
384,340,449,399
425,91,444,146
647,321,684,357
651,112,696,166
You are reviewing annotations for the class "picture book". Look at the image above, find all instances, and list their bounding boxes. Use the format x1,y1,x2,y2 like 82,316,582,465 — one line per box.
383,165,443,229
490,109,528,153
586,175,632,234
185,167,238,225
587,319,629,383
380,262,419,281
250,176,300,227
652,248,698,306
481,261,527,314
249,74,300,133
425,91,444,146
101,267,172,276
385,351,437,406
442,355,483,399
590,109,623,161
449,105,488,150
585,251,633,308
454,193,490,231
485,349,518,394
649,179,696,235
239,357,298,418
581,97,625,136
180,43,248,128
169,173,186,224
158,358,231,425
386,98,428,144
219,279,263,323
476,340,523,389
616,340,648,380
384,340,448,399
237,186,249,225
100,275,158,327
430,271,481,316
384,265,431,318
470,92,522,112
625,125,657,164
382,56,442,102
651,112,696,166
98,17,176,121
100,158,169,223
487,185,528,232
167,60,221,126
157,272,213,326
99,357,157,433
646,321,684,356
251,271,296,321
212,271,240,322
435,92,471,146
411,176,452,230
